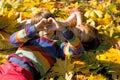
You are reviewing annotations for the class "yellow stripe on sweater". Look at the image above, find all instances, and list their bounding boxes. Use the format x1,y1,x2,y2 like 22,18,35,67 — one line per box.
32,51,51,73
64,43,72,56
16,30,29,43
69,37,81,49
18,47,51,73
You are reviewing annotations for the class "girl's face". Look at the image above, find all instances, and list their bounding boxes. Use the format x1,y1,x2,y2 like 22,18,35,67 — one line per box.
39,24,55,39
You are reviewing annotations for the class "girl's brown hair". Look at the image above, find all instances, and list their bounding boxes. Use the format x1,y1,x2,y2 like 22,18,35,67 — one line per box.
31,10,54,25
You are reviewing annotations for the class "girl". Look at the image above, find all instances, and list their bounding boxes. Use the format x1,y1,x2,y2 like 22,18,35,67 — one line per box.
0,10,83,80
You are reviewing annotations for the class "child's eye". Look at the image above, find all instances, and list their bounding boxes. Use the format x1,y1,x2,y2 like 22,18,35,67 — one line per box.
46,24,52,27
79,30,82,34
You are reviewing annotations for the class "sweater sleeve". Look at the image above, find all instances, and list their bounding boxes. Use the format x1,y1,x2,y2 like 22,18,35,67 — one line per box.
10,25,37,46
62,29,84,56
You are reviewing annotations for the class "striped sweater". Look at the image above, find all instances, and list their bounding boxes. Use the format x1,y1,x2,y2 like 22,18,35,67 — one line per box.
9,25,84,78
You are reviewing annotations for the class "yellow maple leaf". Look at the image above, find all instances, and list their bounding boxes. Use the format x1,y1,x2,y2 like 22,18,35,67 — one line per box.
117,0,120,3
89,0,98,7
96,4,105,11
104,12,112,20
73,60,85,65
97,12,112,25
0,54,7,64
96,48,120,64
88,74,107,80
52,58,74,75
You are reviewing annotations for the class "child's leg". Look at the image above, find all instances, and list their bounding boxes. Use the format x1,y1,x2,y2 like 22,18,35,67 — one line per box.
0,61,34,80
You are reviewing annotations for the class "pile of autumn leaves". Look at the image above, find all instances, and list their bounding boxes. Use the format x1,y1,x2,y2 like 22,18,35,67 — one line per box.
0,0,120,80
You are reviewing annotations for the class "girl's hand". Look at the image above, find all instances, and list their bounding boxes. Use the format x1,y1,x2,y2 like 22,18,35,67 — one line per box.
47,17,67,32
46,17,59,32
34,17,68,33
34,18,48,32
34,17,58,32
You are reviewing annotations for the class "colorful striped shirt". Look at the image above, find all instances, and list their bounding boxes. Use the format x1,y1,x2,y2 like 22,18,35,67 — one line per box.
9,25,84,78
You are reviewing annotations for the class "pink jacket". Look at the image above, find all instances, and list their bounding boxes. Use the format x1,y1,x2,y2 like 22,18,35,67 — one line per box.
0,61,33,80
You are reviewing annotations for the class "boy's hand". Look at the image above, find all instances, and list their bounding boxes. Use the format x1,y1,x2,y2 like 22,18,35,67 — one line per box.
69,7,80,14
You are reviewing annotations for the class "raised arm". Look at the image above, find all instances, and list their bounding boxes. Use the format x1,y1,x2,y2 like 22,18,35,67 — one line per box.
10,18,47,46
9,25,37,46
65,12,77,28
65,7,82,28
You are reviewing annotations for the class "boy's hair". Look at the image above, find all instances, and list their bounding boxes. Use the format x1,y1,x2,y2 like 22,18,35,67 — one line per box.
73,24,100,51
31,10,54,25
81,24,100,51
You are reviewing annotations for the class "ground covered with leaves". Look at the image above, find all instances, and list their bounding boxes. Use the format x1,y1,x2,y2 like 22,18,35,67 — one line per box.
0,0,120,80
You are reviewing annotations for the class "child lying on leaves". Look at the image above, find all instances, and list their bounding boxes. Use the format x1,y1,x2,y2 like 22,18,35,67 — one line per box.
0,9,100,80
